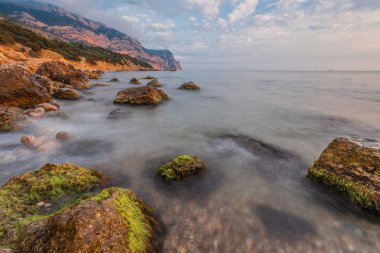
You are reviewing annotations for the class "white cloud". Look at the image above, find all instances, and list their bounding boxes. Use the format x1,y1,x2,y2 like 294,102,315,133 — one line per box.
186,0,222,17
149,21,176,30
228,0,259,23
121,15,139,23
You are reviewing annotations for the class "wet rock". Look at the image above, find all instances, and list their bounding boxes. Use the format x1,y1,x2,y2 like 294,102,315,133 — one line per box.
18,187,159,253
143,75,156,80
0,65,53,108
107,109,131,120
179,81,200,90
45,111,69,120
37,140,60,153
35,61,89,90
129,77,141,85
157,155,206,181
308,137,380,213
94,83,111,87
36,103,59,112
63,139,114,157
0,106,29,132
114,86,168,105
0,163,105,246
56,132,73,142
53,88,81,100
23,107,45,119
63,85,74,89
110,77,120,82
146,79,163,87
88,70,103,80
20,135,50,149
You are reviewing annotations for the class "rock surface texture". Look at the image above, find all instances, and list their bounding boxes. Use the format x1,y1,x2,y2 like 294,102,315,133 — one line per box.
179,82,200,90
158,155,207,181
308,137,380,213
114,86,168,105
0,105,29,131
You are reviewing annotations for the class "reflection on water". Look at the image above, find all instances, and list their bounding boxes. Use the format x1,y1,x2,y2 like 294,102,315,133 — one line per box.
1,70,380,252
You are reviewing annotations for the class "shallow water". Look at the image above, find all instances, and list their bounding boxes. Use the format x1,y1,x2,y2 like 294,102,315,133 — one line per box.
1,70,380,252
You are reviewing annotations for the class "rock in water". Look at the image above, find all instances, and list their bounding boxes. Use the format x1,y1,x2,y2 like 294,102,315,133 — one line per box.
110,78,120,82
53,88,81,100
308,137,380,213
179,82,200,90
114,86,168,105
129,77,141,85
157,155,206,181
36,61,90,90
18,188,159,253
0,106,29,131
0,65,53,108
143,75,156,80
36,103,59,112
146,79,163,87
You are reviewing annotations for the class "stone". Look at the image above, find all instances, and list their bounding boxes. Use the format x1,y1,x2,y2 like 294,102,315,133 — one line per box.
23,108,45,119
146,79,163,87
308,137,380,213
143,75,156,80
94,83,111,87
36,103,59,112
107,109,130,120
56,132,73,142
114,86,168,105
53,88,81,100
157,155,207,181
110,78,119,82
129,77,141,85
179,81,201,90
0,106,29,132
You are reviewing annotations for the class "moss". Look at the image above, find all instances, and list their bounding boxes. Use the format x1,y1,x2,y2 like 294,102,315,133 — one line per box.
0,163,104,245
157,155,206,181
308,165,377,210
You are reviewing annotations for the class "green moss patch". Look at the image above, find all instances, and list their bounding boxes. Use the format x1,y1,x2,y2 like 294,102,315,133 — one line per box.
157,155,206,181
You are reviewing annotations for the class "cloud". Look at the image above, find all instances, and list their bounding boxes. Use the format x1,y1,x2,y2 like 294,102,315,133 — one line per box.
228,0,259,23
186,0,221,17
149,21,176,31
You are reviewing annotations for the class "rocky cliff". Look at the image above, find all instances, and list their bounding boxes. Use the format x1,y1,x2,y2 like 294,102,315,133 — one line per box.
0,0,182,71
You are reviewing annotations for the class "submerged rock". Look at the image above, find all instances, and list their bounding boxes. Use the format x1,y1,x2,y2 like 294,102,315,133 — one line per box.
129,77,141,85
88,70,104,80
179,82,200,90
0,65,53,108
0,106,29,131
0,163,105,246
18,188,159,253
157,155,206,181
308,137,380,213
110,77,120,82
114,86,168,105
53,88,81,100
23,107,45,120
146,79,163,87
55,132,73,142
36,61,89,90
107,109,131,120
94,83,111,87
143,75,156,80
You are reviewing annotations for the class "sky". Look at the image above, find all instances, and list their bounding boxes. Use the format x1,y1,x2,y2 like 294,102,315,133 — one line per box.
39,0,380,71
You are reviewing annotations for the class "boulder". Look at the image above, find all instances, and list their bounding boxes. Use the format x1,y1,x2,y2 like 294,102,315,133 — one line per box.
0,65,53,108
0,106,29,131
157,155,206,181
18,188,159,253
36,61,89,90
23,107,45,120
146,79,163,87
0,163,105,246
179,82,200,90
308,137,380,213
36,103,59,112
21,135,51,150
143,75,156,80
53,88,81,100
114,86,168,105
88,70,103,80
110,78,120,82
129,77,141,85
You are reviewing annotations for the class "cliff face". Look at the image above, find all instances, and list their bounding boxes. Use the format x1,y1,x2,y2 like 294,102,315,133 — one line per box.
0,0,182,71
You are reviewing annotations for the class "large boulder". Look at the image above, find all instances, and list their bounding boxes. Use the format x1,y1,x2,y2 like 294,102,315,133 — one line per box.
53,88,81,100
0,105,29,131
308,137,380,213
0,65,53,108
18,188,159,253
179,82,200,90
0,163,105,246
36,61,90,90
157,155,206,181
114,86,168,105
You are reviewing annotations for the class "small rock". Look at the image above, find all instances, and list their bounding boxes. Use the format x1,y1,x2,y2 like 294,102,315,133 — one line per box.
21,135,50,150
56,132,73,142
53,88,81,100
37,103,58,112
110,78,119,82
37,141,59,153
114,86,168,105
107,109,130,120
94,83,110,87
36,202,45,208
146,79,163,87
129,77,141,85
157,155,206,181
179,82,201,90
143,75,156,79
24,108,45,120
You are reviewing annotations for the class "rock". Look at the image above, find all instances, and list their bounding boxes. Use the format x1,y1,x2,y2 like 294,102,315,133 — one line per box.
23,108,45,119
36,201,45,208
94,83,111,87
308,137,380,213
35,61,89,90
88,70,103,80
114,86,168,105
0,163,105,246
129,77,141,85
56,131,73,142
0,106,29,131
53,88,81,100
179,81,201,90
0,65,53,108
157,155,206,181
20,135,50,149
146,79,163,87
143,75,156,80
18,187,159,253
110,77,119,82
63,85,74,89
107,109,131,120
45,111,69,120
36,140,60,153
36,103,59,112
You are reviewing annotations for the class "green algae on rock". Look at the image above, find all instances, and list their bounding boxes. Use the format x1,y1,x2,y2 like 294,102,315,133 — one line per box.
0,106,29,132
158,155,207,181
18,188,159,253
114,86,168,105
0,163,105,246
307,137,380,213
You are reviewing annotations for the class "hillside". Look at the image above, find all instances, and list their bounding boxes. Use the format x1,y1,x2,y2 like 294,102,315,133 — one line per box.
0,0,182,71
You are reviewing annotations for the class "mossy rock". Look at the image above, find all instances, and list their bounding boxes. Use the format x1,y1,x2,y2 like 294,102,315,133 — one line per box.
130,78,141,85
157,155,206,181
18,188,159,253
179,82,200,90
307,137,380,213
0,163,105,246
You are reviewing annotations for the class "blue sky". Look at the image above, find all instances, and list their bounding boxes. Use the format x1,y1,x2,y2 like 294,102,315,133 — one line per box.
40,0,380,70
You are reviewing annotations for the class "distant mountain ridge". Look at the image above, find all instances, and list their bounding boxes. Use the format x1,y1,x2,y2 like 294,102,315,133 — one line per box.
0,0,182,71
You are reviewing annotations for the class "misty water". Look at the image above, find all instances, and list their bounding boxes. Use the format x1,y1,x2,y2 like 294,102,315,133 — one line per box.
1,70,380,252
